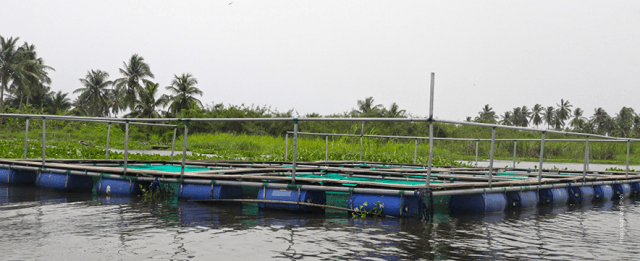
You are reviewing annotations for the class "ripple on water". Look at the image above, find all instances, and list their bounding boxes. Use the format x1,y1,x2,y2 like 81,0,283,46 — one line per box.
2,184,640,260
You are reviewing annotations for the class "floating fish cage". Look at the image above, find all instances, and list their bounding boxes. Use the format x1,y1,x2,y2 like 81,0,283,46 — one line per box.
2,158,640,219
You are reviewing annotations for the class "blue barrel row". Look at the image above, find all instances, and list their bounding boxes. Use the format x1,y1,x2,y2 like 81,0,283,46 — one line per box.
1,168,424,217
449,183,639,214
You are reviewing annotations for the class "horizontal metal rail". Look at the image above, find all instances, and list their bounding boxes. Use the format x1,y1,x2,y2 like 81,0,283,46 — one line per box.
2,113,639,142
289,131,639,143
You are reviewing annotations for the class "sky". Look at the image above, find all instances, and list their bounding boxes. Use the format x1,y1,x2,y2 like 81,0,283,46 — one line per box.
2,1,640,121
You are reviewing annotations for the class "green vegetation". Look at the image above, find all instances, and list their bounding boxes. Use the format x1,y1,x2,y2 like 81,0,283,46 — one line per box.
352,201,384,218
2,35,639,166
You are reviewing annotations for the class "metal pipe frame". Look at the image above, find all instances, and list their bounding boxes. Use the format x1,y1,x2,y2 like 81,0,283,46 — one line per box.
513,140,517,168
292,119,299,183
285,133,288,161
488,127,496,188
425,72,435,189
289,131,639,143
4,113,638,142
23,118,29,159
2,163,639,198
123,121,130,175
538,132,545,183
41,118,46,167
180,121,189,179
171,127,177,161
105,123,112,160
360,121,364,161
325,135,329,161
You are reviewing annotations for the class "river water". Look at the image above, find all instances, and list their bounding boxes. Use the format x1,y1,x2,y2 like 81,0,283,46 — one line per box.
2,183,640,260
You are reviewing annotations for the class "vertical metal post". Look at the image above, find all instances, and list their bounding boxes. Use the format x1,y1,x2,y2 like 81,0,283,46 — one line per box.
359,121,364,162
23,118,29,159
586,137,590,171
488,127,496,188
538,132,546,183
41,118,46,167
180,121,189,179
414,139,418,164
583,137,589,181
105,123,112,160
170,127,177,161
325,135,329,161
292,119,299,183
123,121,130,174
426,72,435,189
513,140,517,169
626,140,631,179
475,140,479,167
285,133,289,161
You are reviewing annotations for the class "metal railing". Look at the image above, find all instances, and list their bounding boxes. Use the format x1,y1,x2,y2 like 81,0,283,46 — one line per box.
2,72,640,189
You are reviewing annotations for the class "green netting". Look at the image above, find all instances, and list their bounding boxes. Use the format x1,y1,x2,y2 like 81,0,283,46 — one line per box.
326,191,350,214
297,173,438,185
242,186,260,198
124,164,210,172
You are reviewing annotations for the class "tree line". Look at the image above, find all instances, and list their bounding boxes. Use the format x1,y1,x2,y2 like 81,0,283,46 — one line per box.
0,36,203,120
471,100,640,137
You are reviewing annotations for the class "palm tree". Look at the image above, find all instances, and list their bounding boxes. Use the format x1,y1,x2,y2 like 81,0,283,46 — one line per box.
499,111,513,125
569,108,586,130
555,99,572,129
353,97,383,116
48,91,71,115
512,107,523,126
0,36,25,122
386,102,406,117
530,104,543,128
591,107,610,135
126,82,164,118
113,54,154,110
542,106,555,129
74,70,113,117
10,43,54,109
614,107,635,137
476,104,497,123
164,73,203,114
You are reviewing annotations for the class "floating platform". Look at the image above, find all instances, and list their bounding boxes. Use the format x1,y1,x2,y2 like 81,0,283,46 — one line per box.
1,159,640,218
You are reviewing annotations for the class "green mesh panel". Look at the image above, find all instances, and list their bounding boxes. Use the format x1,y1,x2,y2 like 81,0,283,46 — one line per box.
326,191,350,215
242,186,260,198
124,164,210,172
159,181,180,197
297,173,439,185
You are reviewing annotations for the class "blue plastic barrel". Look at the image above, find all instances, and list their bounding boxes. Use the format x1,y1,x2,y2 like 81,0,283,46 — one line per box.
612,184,631,199
0,168,37,184
450,193,507,214
36,171,93,191
97,178,141,195
349,193,420,217
593,185,613,200
568,186,594,203
539,188,569,205
257,188,325,212
506,190,538,208
179,183,243,200
631,182,640,196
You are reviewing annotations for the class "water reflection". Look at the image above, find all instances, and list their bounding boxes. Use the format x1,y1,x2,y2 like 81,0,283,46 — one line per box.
1,186,640,260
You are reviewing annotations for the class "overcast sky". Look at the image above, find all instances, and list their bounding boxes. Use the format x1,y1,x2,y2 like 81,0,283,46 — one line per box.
2,1,640,121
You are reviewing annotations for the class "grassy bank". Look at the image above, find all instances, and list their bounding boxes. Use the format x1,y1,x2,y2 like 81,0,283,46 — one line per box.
0,119,637,165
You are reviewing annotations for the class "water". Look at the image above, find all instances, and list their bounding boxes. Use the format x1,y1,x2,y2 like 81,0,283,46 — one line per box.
458,159,640,172
2,184,640,260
